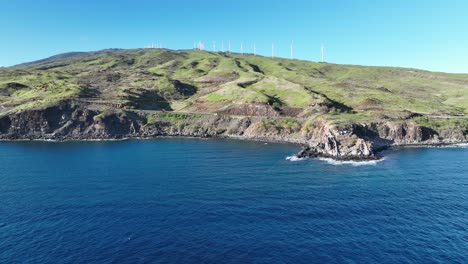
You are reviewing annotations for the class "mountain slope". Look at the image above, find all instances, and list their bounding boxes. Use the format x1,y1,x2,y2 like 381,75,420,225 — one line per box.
0,48,467,159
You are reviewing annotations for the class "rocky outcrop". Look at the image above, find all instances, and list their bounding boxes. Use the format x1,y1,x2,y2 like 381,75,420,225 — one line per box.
376,121,467,145
298,121,467,160
0,101,289,142
377,122,435,143
297,121,377,160
0,100,466,160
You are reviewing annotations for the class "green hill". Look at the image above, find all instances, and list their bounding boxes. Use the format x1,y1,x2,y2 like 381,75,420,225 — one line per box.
0,48,467,160
2,48,467,121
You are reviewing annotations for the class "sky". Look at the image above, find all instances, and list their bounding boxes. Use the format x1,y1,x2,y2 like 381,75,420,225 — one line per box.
1,0,467,73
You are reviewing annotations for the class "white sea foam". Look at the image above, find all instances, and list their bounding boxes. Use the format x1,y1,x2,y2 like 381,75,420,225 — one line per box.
286,155,307,162
318,157,385,166
410,143,468,149
444,143,468,148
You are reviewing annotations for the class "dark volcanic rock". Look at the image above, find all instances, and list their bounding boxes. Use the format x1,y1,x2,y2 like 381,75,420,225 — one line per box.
0,100,466,160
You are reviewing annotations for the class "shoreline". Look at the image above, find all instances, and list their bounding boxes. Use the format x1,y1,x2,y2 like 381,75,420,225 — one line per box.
387,142,468,150
1,135,466,162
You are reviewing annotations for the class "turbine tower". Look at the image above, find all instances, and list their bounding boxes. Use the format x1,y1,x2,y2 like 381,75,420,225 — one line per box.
272,43,275,58
321,43,325,62
241,42,244,56
290,40,294,59
221,41,224,52
228,41,231,54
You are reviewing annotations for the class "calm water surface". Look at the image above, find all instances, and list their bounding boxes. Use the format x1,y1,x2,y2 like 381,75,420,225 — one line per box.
0,139,467,263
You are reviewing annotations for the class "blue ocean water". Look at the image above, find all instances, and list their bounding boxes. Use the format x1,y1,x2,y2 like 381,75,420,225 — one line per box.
0,139,467,263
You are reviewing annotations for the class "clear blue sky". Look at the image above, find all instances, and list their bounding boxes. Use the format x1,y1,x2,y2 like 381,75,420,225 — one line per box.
1,0,467,73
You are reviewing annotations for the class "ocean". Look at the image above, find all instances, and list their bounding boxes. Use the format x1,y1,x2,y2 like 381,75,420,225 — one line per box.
0,139,467,263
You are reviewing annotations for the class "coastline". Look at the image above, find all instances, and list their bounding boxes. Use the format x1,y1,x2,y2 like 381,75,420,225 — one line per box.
0,101,466,162
1,133,466,162
387,141,468,150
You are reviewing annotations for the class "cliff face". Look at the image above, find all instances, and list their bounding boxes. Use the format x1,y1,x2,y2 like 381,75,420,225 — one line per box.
298,121,467,160
0,101,289,141
377,122,467,144
1,48,467,160
300,122,375,159
0,101,466,160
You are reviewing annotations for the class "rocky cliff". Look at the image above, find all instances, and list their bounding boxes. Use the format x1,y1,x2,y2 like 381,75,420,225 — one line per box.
1,49,467,160
0,101,466,160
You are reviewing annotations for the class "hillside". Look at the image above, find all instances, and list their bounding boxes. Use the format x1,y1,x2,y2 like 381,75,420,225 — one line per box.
0,48,467,159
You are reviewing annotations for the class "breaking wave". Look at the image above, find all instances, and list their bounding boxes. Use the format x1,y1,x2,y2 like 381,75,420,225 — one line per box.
318,157,385,166
285,155,307,162
407,143,468,149
442,143,468,148
286,155,385,165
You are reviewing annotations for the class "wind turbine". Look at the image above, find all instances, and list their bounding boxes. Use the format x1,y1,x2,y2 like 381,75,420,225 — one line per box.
221,41,224,52
228,41,231,54
321,43,325,62
272,42,275,58
290,40,294,59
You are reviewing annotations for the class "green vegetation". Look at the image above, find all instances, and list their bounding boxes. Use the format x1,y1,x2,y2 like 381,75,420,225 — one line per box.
413,116,468,132
202,84,270,104
1,48,467,132
260,119,301,132
279,119,301,129
156,112,202,121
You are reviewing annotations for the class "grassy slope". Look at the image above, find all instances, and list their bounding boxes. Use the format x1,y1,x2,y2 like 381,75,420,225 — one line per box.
0,48,467,129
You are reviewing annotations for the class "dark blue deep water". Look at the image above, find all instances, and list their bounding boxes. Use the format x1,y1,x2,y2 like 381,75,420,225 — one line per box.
0,139,467,263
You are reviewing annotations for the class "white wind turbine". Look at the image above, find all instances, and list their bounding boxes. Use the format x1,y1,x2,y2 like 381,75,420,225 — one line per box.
290,40,294,59
272,43,275,58
321,43,326,62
